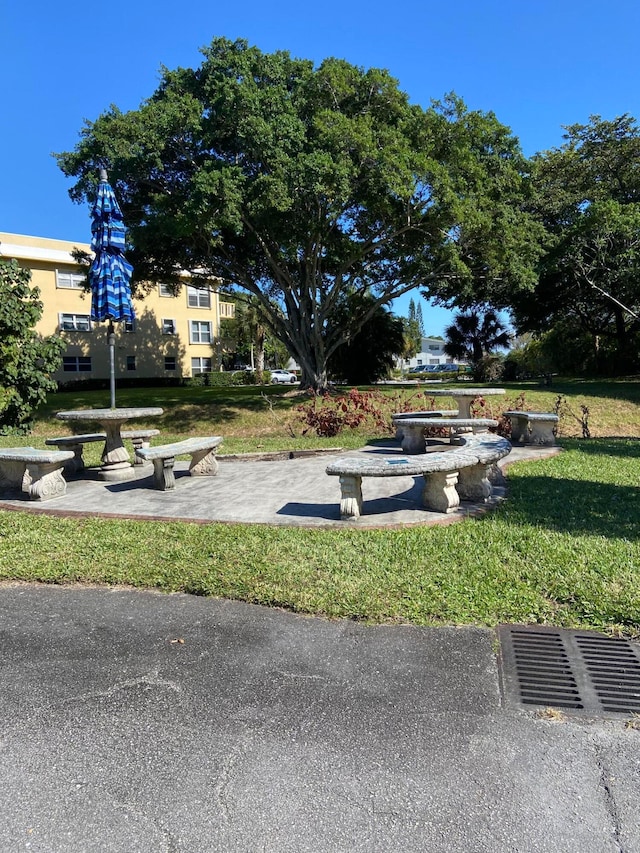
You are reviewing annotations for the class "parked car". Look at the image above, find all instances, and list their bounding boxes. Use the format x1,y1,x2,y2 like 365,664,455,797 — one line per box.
270,369,298,384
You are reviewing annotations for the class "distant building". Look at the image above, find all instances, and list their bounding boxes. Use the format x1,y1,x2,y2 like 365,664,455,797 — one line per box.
0,232,235,383
399,337,467,370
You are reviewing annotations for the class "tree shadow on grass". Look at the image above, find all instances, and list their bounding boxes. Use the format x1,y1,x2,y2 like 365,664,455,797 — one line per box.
504,474,640,541
558,437,640,460
503,378,640,405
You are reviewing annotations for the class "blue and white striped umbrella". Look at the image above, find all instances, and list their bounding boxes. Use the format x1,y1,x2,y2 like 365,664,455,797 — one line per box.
89,173,135,323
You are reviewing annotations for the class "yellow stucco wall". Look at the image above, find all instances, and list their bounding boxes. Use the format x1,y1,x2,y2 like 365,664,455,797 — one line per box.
0,232,235,383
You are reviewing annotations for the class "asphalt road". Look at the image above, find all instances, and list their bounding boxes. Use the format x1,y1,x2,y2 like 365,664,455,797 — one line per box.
1,584,639,852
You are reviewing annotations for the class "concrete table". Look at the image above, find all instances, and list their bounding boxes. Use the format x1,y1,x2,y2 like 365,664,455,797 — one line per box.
427,387,506,418
56,408,163,482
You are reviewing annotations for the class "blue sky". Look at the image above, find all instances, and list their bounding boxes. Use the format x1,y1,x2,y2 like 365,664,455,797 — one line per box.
2,0,639,336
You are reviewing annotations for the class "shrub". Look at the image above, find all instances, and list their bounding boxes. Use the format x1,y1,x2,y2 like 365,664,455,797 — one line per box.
296,389,392,437
187,371,244,387
473,354,505,383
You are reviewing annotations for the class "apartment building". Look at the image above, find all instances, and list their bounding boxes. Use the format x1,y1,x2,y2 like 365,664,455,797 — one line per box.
0,232,235,384
402,337,450,369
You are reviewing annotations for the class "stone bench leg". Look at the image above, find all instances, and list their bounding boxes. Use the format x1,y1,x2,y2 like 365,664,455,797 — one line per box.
26,462,69,501
63,443,85,473
422,470,460,513
0,460,28,492
151,456,176,491
509,415,529,443
457,463,492,502
529,421,556,446
400,425,427,454
189,449,220,477
338,474,363,519
131,437,149,466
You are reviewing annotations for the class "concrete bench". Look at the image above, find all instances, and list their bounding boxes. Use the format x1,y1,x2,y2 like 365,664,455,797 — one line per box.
0,447,75,501
391,410,458,440
46,429,161,471
326,433,511,519
503,411,559,446
121,429,161,465
393,417,499,454
45,433,106,473
135,436,223,491
456,434,512,501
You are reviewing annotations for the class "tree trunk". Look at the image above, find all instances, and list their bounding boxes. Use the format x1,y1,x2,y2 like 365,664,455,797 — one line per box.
285,324,330,392
255,326,266,383
612,306,635,373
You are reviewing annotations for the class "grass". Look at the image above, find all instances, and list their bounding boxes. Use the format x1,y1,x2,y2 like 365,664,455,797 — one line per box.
1,378,639,635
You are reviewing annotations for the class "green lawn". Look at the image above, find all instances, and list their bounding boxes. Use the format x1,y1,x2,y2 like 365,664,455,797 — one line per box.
1,379,639,636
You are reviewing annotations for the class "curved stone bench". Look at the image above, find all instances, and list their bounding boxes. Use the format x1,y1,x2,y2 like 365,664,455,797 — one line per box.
456,434,512,501
391,410,458,440
0,447,75,501
503,411,559,446
326,433,511,519
394,417,499,454
135,436,223,491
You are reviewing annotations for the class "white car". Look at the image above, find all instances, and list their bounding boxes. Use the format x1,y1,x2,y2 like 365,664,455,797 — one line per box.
270,369,298,384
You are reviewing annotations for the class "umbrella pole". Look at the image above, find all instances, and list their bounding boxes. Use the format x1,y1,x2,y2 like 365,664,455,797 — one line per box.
108,321,116,408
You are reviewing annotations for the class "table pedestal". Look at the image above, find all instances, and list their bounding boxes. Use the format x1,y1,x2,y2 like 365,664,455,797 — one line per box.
100,420,135,482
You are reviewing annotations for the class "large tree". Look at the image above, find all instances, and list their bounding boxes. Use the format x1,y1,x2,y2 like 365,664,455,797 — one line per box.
516,115,640,373
0,260,65,434
58,38,539,391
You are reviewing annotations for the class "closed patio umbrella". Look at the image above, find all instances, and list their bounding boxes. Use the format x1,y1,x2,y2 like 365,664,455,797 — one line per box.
89,169,135,407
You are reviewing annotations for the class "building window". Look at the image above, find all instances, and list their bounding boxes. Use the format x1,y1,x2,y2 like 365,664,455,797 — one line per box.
189,320,212,344
191,357,212,374
158,283,173,297
62,356,92,372
126,356,136,371
219,301,235,318
59,313,91,332
162,318,176,335
187,286,211,309
124,320,136,333
164,356,177,371
428,344,441,351
56,270,85,289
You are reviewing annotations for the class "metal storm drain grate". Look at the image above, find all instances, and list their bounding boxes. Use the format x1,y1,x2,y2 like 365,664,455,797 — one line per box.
498,625,640,717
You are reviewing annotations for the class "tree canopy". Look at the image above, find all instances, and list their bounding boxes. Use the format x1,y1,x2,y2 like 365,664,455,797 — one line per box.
58,37,540,390
515,114,640,373
0,260,64,434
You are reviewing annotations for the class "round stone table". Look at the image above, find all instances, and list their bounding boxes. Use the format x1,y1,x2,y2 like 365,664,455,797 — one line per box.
427,388,505,419
56,408,164,482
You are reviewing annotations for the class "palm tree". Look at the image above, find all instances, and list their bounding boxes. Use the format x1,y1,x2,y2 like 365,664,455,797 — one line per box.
444,309,511,366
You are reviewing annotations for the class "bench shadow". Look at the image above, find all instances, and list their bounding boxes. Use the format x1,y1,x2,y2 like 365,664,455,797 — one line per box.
104,468,193,493
277,502,341,520
279,482,425,521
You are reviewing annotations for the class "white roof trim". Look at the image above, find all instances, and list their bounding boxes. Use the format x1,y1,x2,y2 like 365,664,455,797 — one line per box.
0,242,86,264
